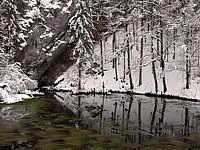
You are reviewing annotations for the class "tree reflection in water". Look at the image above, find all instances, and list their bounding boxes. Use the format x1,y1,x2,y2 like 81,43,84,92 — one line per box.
54,92,200,147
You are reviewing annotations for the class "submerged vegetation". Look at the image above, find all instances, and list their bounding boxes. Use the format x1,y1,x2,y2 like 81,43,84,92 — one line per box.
0,94,200,149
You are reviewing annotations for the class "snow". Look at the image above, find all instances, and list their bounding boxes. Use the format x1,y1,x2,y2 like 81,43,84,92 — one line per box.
24,90,44,96
20,41,27,47
54,26,200,100
41,0,51,5
0,90,32,104
0,89,43,104
0,56,38,103
3,94,32,104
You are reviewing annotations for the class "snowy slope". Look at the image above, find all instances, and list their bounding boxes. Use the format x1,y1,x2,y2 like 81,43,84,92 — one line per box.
54,25,200,100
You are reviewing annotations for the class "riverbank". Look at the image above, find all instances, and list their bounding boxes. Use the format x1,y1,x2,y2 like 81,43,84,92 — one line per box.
0,90,44,104
52,65,200,102
41,86,200,103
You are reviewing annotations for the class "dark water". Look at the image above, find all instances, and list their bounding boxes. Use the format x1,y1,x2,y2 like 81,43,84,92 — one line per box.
1,93,200,149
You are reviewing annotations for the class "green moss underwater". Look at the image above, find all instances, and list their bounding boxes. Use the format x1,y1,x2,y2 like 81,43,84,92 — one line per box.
0,97,200,150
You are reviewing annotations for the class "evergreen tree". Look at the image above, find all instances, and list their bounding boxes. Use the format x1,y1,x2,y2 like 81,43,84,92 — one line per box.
68,0,94,90
0,0,37,99
0,0,19,57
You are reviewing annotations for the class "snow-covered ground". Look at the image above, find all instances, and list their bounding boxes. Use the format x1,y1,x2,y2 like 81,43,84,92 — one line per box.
2,93,32,104
54,26,200,100
0,89,43,104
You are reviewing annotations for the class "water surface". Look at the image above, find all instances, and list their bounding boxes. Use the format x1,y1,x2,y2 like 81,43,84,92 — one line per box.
0,93,200,149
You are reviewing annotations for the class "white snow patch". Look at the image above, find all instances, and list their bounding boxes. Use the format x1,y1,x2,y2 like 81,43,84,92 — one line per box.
24,90,44,96
0,90,44,104
2,94,32,104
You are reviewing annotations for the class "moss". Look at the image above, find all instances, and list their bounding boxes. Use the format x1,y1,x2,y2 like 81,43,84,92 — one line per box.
185,132,200,143
0,97,77,149
0,96,199,149
121,129,140,135
143,137,190,150
36,142,67,150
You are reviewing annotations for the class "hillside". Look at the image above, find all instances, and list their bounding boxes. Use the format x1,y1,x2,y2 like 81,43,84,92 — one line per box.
54,27,200,100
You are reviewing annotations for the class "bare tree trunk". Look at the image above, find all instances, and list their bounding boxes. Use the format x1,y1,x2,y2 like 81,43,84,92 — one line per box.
156,20,160,57
150,6,158,93
133,22,136,41
112,32,118,81
147,16,150,32
135,1,139,52
138,38,143,86
173,29,176,59
115,33,118,81
186,28,190,89
151,36,158,94
123,49,126,82
122,26,127,82
126,24,134,90
100,39,104,76
166,38,169,62
78,64,82,91
98,0,104,76
112,32,115,69
138,0,144,86
160,18,167,93
144,17,147,44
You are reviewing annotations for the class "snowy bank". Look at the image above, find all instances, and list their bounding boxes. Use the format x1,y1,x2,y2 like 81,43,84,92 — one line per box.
54,63,200,101
2,94,32,104
54,25,200,101
0,53,39,104
0,88,33,104
0,89,44,104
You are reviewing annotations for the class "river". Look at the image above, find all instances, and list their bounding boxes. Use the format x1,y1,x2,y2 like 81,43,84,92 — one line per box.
0,92,200,149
